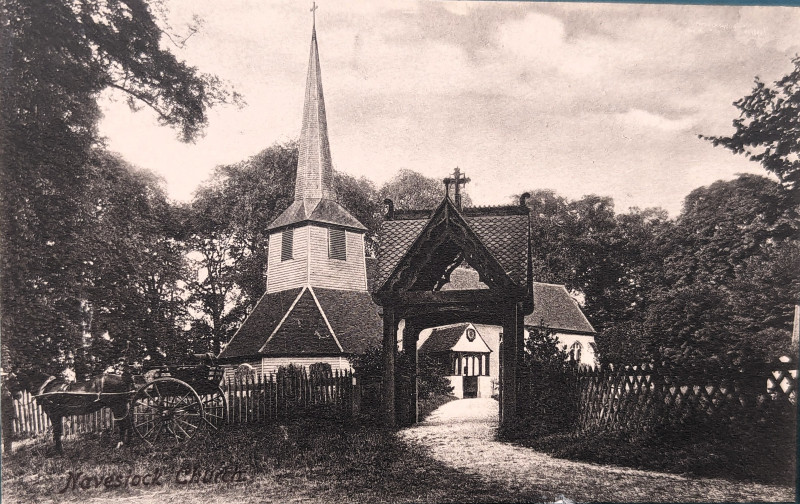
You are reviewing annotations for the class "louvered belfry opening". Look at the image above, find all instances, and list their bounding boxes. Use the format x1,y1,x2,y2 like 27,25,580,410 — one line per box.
328,228,346,260
281,228,294,261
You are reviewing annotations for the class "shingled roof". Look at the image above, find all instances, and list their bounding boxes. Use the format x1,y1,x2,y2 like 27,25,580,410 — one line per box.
268,198,366,232
219,286,381,360
375,201,530,291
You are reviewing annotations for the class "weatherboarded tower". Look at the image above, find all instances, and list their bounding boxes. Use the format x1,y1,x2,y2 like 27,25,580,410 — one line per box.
218,17,380,376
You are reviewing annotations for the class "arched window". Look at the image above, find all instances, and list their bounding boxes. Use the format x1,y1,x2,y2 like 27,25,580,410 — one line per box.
570,342,583,363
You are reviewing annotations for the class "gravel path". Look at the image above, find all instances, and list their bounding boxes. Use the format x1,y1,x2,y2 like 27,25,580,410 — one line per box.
398,398,795,503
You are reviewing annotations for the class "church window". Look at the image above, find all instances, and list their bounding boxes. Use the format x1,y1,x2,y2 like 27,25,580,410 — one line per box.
328,228,346,260
281,229,294,261
570,341,583,363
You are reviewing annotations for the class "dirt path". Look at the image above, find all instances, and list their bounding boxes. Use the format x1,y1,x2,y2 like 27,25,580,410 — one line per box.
398,398,795,503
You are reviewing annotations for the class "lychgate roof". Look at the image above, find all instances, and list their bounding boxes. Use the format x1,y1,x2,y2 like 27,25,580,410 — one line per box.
375,199,530,292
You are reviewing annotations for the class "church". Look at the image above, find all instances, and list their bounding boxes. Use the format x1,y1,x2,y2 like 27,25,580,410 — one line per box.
217,19,382,376
218,16,597,391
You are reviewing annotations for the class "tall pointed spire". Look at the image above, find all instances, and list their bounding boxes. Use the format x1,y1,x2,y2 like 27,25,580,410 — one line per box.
295,8,334,201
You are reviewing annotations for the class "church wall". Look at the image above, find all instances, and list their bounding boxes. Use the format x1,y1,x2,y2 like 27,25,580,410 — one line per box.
223,356,352,381
266,227,309,293
308,226,367,292
260,356,352,376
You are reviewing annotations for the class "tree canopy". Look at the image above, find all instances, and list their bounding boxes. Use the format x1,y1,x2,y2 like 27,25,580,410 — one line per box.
702,56,800,200
0,0,235,375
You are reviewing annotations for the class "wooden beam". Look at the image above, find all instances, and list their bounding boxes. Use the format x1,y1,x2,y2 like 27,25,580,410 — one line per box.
377,289,522,307
382,307,397,427
500,302,522,430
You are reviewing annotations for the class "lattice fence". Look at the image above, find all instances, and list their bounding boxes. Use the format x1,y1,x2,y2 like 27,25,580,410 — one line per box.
575,361,797,434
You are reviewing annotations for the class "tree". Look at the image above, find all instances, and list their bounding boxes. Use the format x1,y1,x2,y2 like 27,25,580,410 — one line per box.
702,56,800,200
0,0,235,375
663,174,795,288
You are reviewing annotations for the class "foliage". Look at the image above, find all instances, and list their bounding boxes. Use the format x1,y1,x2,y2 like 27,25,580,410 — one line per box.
416,353,454,400
701,56,800,200
515,326,579,437
0,0,234,377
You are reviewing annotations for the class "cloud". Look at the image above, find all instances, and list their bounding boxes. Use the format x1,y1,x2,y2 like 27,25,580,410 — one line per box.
615,109,696,132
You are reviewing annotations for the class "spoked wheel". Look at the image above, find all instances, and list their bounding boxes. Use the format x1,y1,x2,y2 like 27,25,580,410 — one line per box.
201,385,227,430
131,378,204,446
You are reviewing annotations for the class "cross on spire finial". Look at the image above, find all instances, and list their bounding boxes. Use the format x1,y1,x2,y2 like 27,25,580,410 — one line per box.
443,167,470,210
311,2,318,26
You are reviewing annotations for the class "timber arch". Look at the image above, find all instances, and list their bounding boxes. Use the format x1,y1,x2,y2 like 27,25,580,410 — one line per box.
373,186,533,428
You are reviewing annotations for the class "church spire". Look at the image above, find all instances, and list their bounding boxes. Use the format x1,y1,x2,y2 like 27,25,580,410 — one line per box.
295,6,334,201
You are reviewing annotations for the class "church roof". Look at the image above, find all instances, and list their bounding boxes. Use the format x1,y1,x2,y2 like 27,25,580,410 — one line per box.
268,22,366,233
268,198,367,232
419,323,491,354
375,203,530,291
296,25,334,202
218,286,381,360
526,283,596,335
429,267,596,335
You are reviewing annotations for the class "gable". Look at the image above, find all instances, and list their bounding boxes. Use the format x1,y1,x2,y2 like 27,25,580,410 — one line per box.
419,323,490,354
260,288,342,355
376,201,530,293
219,288,304,359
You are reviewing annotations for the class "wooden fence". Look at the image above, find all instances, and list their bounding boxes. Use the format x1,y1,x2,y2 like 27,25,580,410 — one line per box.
9,369,357,439
574,361,797,434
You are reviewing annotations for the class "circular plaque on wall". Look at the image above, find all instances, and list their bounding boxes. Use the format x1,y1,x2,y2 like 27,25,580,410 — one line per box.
466,328,476,342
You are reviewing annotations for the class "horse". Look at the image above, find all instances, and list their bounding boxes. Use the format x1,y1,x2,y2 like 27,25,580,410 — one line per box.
14,370,135,454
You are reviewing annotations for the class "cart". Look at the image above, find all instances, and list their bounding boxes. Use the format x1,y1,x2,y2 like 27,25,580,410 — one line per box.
130,357,227,446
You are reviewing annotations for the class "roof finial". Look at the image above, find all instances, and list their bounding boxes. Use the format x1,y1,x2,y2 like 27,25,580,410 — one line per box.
311,2,318,28
443,167,470,210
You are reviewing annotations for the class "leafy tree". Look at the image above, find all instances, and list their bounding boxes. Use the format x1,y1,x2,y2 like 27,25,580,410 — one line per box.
0,0,234,375
663,174,795,288
702,56,800,200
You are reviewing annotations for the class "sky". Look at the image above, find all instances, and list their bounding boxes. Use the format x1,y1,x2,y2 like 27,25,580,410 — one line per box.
98,0,800,216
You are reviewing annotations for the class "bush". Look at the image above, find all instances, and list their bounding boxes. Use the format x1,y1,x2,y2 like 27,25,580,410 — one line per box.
513,326,580,438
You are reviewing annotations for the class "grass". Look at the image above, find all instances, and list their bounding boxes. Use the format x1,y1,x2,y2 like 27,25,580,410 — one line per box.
515,423,797,486
1,418,541,503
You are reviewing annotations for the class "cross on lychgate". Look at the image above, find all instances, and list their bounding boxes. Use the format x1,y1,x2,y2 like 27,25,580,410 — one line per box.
443,167,470,209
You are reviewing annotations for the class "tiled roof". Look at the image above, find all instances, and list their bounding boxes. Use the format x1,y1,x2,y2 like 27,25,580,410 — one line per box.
219,288,303,359
419,324,469,353
260,289,341,355
375,201,529,291
314,288,382,354
526,283,596,334
468,214,529,287
375,218,427,289
218,286,381,360
268,198,367,231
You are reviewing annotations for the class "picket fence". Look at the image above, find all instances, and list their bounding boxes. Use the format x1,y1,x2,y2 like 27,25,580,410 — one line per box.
574,361,797,433
9,370,357,439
